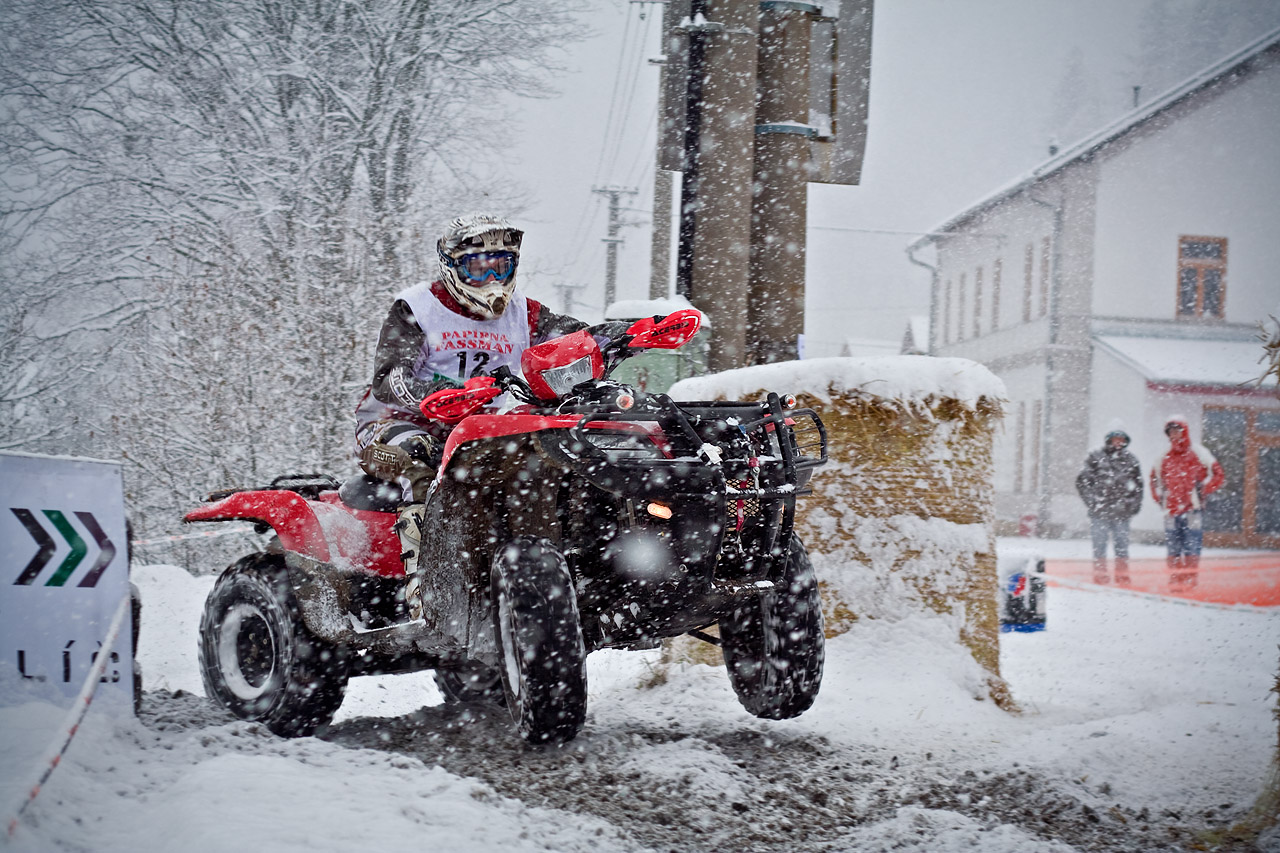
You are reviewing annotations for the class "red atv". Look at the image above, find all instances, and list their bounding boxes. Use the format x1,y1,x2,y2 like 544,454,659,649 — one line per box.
187,309,828,743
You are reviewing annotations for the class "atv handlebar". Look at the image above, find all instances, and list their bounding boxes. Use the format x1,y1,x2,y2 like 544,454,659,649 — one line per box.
418,308,705,424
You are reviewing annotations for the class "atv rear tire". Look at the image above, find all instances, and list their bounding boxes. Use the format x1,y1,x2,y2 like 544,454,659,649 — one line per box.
720,534,824,719
199,554,349,737
434,663,506,707
490,537,587,743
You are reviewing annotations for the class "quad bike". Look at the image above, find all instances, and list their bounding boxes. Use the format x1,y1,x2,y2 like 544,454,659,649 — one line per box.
187,309,828,743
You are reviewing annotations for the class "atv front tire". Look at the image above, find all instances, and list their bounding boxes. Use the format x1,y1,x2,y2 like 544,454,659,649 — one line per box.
199,554,349,737
491,537,587,743
720,534,824,719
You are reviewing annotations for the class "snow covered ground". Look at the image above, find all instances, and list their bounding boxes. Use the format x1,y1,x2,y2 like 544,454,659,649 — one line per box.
2,539,1277,852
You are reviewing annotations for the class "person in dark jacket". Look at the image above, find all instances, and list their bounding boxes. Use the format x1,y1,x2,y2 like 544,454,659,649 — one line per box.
353,212,587,620
1075,428,1143,585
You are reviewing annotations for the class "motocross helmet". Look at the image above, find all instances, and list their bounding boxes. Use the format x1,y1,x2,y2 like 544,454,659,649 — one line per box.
437,213,523,320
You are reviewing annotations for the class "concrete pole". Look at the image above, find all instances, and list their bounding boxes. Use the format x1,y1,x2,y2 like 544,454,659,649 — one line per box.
748,2,814,364
649,11,675,301
650,170,673,299
685,0,758,371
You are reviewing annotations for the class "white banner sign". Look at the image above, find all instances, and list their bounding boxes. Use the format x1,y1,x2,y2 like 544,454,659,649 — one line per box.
0,452,134,709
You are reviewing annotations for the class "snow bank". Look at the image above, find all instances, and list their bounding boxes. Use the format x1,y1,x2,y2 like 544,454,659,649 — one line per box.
669,356,1006,410
3,555,1276,851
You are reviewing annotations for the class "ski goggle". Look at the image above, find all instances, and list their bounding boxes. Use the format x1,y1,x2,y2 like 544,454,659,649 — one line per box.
454,251,517,282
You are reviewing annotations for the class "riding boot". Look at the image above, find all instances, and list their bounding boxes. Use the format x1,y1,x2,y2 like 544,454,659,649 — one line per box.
1114,557,1130,586
1168,554,1186,588
1092,558,1109,585
396,504,427,620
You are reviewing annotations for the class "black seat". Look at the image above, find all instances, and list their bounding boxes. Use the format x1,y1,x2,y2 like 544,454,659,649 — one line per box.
338,474,404,512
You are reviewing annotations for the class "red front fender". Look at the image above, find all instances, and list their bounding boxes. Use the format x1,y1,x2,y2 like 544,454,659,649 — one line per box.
184,490,332,562
438,413,586,473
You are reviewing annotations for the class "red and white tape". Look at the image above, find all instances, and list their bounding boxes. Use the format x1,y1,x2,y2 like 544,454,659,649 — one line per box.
131,525,257,546
5,593,131,840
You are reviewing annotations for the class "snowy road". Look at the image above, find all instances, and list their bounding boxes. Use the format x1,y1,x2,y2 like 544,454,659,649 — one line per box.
3,548,1277,852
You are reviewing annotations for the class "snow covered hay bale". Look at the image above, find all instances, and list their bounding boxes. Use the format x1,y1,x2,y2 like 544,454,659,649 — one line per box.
665,357,1011,706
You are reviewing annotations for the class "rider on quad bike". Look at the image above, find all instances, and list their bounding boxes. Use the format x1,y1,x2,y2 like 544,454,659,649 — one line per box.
188,216,830,745
353,213,590,621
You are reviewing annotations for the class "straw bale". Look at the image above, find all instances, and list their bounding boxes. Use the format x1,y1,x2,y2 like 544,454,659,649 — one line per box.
659,379,1012,709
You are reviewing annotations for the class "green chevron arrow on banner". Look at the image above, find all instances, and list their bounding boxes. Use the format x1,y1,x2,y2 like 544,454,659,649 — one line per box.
10,508,117,587
42,510,87,587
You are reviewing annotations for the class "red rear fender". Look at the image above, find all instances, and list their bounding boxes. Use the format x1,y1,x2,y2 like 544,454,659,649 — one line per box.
184,490,332,562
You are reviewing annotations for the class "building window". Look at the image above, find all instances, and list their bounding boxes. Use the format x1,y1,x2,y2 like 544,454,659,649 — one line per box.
973,266,984,339
943,279,952,344
991,258,1002,331
1039,237,1051,318
1202,405,1280,546
1030,400,1043,492
1177,236,1226,318
957,273,967,342
1022,244,1033,322
1014,402,1026,492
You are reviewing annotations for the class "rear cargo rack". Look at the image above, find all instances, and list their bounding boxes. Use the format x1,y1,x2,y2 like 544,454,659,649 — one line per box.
204,473,341,502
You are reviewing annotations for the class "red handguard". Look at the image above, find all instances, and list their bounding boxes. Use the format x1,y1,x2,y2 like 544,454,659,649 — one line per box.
419,376,501,424
626,308,702,349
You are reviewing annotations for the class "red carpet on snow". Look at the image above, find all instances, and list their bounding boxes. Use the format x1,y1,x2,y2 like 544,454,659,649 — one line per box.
1043,554,1280,607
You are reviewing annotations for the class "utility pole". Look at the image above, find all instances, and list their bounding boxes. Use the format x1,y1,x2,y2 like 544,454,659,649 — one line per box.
593,185,638,311
677,0,759,370
649,32,674,301
650,171,674,299
657,0,874,370
749,1,815,363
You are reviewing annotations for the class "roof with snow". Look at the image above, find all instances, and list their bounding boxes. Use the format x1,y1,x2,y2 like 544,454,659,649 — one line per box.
1094,334,1277,388
668,356,1006,409
911,27,1280,247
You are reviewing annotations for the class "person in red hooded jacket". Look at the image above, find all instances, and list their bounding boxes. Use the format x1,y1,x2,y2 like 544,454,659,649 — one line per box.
1149,416,1224,587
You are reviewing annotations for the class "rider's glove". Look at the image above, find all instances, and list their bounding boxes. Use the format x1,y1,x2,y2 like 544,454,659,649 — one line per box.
401,434,441,468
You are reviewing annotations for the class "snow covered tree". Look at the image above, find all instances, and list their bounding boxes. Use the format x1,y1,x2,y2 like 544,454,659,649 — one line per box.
1,0,585,535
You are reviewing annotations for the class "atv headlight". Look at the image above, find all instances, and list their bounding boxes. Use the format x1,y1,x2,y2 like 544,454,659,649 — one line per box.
539,355,597,397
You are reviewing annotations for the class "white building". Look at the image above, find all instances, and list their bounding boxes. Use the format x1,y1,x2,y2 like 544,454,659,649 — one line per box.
911,29,1280,548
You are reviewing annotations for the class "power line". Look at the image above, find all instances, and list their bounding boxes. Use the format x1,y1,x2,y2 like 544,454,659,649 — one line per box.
604,10,655,180
809,225,1006,239
588,7,636,185
622,98,660,189
566,3,659,302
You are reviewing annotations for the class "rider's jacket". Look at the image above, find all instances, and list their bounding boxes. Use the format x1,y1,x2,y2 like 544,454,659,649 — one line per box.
355,281,586,441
